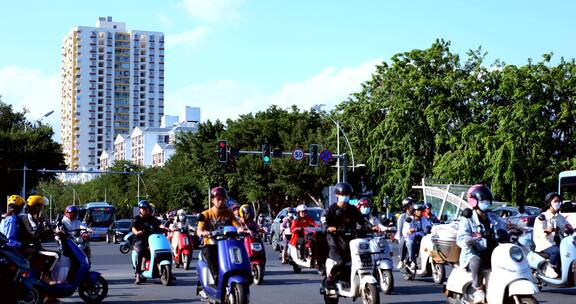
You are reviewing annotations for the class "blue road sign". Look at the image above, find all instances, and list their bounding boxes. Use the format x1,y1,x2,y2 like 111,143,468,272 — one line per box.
320,149,333,163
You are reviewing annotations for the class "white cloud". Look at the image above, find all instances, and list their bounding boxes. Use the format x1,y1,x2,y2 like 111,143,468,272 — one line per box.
0,66,60,140
165,59,381,123
166,26,210,49
179,0,244,22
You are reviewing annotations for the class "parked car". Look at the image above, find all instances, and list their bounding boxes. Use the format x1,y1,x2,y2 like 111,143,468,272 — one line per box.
492,205,541,231
270,206,324,251
111,219,133,243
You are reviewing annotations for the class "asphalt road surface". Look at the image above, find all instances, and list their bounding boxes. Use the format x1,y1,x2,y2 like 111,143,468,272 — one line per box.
52,241,575,304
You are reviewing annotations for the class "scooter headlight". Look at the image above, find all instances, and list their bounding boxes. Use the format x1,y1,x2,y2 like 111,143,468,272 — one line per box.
509,246,524,263
251,243,263,252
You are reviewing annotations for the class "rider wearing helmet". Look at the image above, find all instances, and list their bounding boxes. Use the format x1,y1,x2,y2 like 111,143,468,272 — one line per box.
456,184,499,304
356,197,385,231
230,202,241,221
290,204,319,259
238,204,259,235
280,208,296,264
197,187,242,289
0,195,25,248
422,202,439,223
169,209,195,254
405,203,432,270
395,196,415,269
131,200,170,284
62,205,83,237
18,195,49,254
533,192,573,279
324,182,374,288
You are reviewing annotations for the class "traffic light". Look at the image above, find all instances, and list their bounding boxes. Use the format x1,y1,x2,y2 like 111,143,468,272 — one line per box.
217,140,228,163
309,144,319,166
262,143,271,165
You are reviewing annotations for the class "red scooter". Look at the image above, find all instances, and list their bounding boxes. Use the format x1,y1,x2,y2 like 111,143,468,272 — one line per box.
243,232,266,285
172,227,194,270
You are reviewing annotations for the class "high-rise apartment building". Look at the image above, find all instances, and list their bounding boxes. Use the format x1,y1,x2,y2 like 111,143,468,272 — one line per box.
61,17,164,170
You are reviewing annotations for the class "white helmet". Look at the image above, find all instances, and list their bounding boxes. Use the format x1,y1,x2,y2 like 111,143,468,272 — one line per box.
296,204,307,212
177,209,187,221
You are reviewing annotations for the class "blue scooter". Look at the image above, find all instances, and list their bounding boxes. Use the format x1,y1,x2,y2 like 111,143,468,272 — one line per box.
196,226,252,304
131,227,173,286
28,228,108,304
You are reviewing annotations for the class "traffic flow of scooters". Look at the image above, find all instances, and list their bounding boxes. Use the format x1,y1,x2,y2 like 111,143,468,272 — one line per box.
2,171,576,304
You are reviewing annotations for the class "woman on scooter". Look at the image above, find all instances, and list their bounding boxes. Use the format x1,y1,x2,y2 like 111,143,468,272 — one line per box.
238,204,259,236
131,200,170,284
356,198,385,231
169,209,195,253
405,203,431,270
280,210,295,264
456,184,499,304
290,204,319,259
395,197,415,269
0,195,25,248
533,192,573,279
324,182,375,288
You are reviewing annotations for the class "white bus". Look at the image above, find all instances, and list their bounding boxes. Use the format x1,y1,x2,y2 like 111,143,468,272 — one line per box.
557,171,576,227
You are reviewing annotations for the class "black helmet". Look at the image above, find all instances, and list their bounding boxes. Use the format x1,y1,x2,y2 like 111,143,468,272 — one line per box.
424,202,433,210
138,200,151,209
210,186,227,199
544,192,562,205
334,182,353,196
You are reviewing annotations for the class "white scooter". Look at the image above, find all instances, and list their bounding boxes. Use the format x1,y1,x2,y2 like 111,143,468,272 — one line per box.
288,226,327,275
527,230,576,288
320,230,379,304
403,234,446,284
369,234,394,294
445,242,539,304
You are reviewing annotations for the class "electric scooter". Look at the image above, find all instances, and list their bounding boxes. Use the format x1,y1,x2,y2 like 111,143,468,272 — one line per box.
196,226,252,304
130,227,173,286
0,233,38,304
27,228,108,304
445,242,539,304
172,227,194,270
527,230,576,288
289,227,328,275
320,229,379,304
403,234,447,284
369,234,394,294
119,232,133,254
243,232,266,285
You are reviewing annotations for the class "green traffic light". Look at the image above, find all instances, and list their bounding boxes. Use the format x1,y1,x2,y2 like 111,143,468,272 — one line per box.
263,156,270,162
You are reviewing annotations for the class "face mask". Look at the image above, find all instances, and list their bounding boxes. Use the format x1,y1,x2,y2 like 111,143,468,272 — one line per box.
478,200,491,211
337,195,350,203
360,207,371,215
179,215,186,221
552,202,562,211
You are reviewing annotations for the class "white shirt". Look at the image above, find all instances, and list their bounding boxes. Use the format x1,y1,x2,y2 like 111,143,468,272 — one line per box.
533,210,568,252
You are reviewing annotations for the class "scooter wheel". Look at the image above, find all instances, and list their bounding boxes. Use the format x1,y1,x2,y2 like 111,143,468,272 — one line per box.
183,254,191,270
361,283,379,304
160,265,172,286
17,286,42,304
227,283,249,304
292,264,302,274
78,274,108,304
432,263,445,284
377,269,394,295
253,264,264,285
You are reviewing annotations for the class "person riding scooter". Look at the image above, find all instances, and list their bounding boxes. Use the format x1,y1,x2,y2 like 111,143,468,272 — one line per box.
456,184,499,304
0,195,25,248
423,202,440,223
533,192,573,278
238,204,259,236
356,198,385,231
290,204,319,259
131,200,170,284
405,203,431,270
324,182,375,289
395,197,415,269
62,205,82,236
280,210,295,264
170,209,195,254
196,187,243,299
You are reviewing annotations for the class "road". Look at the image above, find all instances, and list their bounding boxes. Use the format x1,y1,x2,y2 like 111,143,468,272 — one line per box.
54,241,575,304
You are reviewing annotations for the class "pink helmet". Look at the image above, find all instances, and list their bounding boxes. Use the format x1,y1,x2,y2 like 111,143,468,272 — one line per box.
466,184,493,208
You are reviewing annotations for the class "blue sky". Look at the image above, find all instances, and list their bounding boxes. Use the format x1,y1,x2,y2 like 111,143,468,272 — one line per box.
1,0,575,142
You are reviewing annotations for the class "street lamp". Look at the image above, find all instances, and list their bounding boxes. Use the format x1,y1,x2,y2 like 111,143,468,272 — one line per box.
21,110,55,198
312,104,356,183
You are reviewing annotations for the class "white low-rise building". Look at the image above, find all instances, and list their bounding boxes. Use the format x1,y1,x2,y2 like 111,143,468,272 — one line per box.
99,106,200,170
